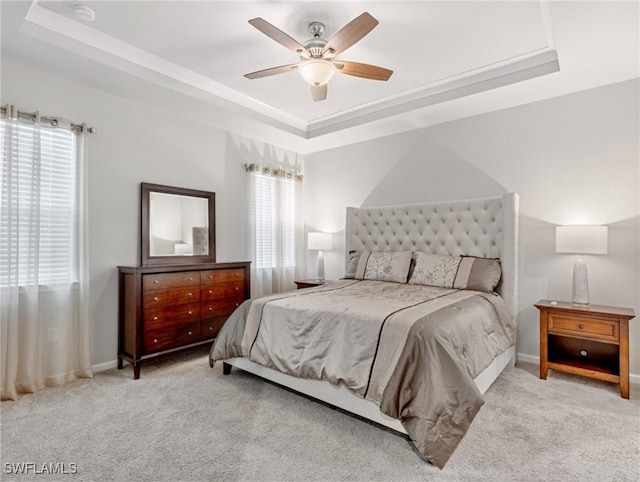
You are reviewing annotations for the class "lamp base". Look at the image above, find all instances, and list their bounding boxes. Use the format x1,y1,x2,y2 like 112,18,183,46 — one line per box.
571,254,589,305
316,250,325,281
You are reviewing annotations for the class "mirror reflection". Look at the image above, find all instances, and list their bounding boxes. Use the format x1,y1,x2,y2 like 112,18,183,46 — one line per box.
149,192,209,257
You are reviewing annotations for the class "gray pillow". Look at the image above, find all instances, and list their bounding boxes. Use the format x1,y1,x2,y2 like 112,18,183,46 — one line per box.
343,251,361,279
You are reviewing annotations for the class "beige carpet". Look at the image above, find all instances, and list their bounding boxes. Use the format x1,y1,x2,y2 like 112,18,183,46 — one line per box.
1,348,639,481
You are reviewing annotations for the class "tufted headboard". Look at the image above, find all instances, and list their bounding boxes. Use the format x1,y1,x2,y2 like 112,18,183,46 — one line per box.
345,193,519,321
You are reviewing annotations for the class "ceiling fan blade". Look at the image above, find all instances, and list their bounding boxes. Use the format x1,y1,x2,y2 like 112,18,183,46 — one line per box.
248,18,309,57
322,12,379,56
334,61,393,81
244,64,299,80
311,84,327,102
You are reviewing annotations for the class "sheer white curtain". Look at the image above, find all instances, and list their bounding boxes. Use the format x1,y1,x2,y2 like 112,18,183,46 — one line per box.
1,106,92,401
247,164,304,297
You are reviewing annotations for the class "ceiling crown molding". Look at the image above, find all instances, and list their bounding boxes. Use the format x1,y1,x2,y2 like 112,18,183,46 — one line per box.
21,0,558,140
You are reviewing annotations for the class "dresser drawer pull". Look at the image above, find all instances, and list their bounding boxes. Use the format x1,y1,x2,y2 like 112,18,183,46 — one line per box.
188,311,193,315
154,280,159,285
235,273,240,277
208,290,213,294
153,338,158,343
208,326,213,331
153,316,158,321
153,297,158,301
188,331,193,336
235,287,239,291
208,275,213,279
208,307,213,311
188,277,193,281
235,302,239,307
188,292,193,297
579,324,585,329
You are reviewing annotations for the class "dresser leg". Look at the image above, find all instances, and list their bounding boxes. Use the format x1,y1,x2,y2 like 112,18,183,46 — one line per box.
133,364,141,380
117,357,123,370
223,362,231,375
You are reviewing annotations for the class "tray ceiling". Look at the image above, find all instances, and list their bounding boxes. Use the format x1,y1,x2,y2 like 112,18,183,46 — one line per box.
2,1,638,152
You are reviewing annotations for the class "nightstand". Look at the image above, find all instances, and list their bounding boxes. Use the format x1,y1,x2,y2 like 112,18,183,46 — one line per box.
535,300,635,399
294,279,326,289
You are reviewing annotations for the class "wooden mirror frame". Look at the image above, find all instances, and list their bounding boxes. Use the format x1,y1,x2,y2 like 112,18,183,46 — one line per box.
141,182,216,266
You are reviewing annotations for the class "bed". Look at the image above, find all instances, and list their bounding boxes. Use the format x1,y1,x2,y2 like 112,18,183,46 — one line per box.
210,193,519,468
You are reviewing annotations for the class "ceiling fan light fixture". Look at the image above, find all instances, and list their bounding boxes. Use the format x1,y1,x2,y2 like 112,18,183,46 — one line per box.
298,59,336,87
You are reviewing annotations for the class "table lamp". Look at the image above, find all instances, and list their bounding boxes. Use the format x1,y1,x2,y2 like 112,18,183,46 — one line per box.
555,225,608,305
308,232,332,280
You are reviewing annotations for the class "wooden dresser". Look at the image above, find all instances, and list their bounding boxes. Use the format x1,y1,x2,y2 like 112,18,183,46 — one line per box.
118,262,250,378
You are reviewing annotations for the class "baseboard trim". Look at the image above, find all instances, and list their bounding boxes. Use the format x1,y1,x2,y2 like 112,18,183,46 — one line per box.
93,354,640,385
516,352,640,385
92,360,119,373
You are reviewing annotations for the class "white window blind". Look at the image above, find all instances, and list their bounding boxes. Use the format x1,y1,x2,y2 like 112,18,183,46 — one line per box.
251,172,296,269
0,119,78,286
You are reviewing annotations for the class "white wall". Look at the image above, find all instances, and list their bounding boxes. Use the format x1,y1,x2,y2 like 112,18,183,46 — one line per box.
1,61,298,368
304,79,640,376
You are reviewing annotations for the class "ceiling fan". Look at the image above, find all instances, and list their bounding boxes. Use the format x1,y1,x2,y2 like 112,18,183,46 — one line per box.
244,12,393,102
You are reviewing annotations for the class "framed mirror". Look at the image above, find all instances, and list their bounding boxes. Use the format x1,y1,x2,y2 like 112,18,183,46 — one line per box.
141,182,216,266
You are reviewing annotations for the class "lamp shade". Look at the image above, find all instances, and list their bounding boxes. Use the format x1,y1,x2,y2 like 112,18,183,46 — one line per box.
308,232,332,251
298,59,336,86
555,225,608,254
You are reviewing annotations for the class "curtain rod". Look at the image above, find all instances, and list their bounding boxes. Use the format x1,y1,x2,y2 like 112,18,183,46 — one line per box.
1,105,97,134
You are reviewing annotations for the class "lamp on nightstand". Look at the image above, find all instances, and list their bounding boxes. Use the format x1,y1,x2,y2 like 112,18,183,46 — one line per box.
308,232,332,281
555,225,608,305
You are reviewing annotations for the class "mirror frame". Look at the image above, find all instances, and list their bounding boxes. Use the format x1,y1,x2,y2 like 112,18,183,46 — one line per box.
141,182,216,266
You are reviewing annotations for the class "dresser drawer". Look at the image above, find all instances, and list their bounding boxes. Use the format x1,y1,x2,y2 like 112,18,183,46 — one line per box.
144,322,201,353
143,286,200,308
144,302,200,329
201,268,245,285
548,314,619,342
200,316,228,339
143,271,200,291
201,280,244,300
202,296,243,318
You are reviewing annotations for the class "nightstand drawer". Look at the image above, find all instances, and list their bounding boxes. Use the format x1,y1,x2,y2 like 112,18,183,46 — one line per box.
548,314,619,342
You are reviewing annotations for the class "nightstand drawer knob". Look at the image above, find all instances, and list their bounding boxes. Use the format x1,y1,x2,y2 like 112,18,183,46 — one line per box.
580,349,588,357
579,324,585,329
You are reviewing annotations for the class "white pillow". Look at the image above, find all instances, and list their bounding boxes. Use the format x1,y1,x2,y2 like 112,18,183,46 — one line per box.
408,252,502,293
354,251,412,284
408,253,460,288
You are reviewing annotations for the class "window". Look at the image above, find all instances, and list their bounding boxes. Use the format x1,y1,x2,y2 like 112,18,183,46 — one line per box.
0,119,78,286
250,172,296,269
246,163,303,297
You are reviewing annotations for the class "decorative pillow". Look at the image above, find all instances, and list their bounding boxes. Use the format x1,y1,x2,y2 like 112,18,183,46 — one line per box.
343,251,361,279
408,253,502,293
454,255,502,293
408,253,460,288
354,250,412,283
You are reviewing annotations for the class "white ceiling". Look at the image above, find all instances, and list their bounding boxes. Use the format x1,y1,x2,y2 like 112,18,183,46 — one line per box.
1,1,638,154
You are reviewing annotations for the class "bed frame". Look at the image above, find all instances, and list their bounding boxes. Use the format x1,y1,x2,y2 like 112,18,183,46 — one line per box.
223,193,519,434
